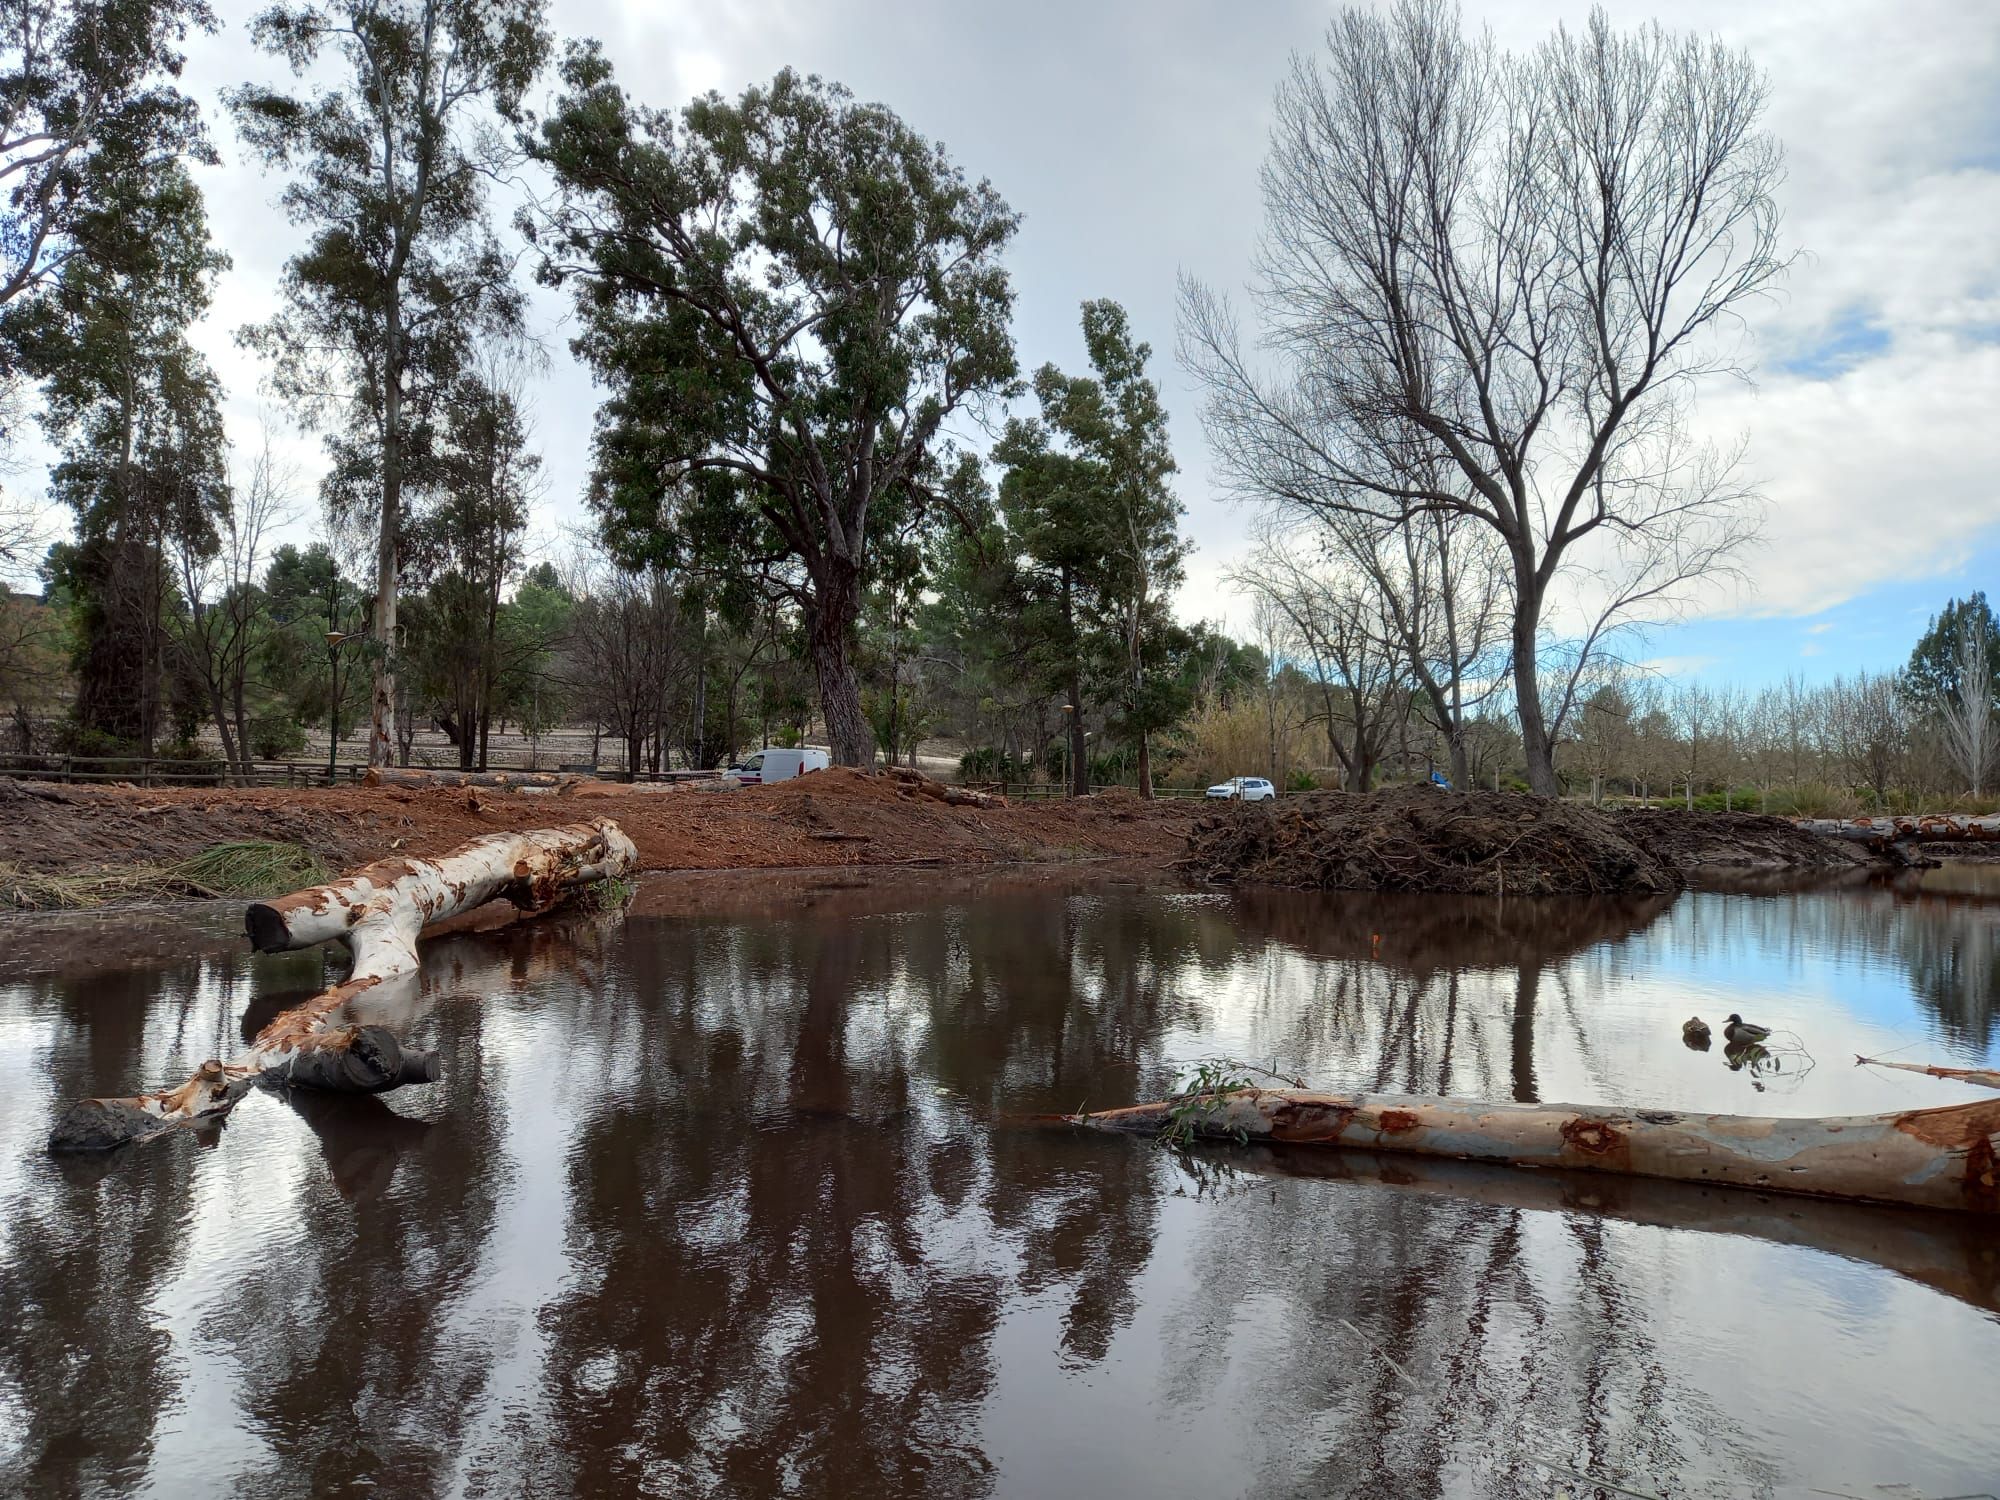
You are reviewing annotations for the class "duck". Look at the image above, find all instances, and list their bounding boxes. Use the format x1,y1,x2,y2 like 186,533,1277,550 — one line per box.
1723,1013,1771,1046
1682,1016,1711,1050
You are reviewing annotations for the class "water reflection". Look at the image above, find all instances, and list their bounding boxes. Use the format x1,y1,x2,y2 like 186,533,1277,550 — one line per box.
0,868,1996,1497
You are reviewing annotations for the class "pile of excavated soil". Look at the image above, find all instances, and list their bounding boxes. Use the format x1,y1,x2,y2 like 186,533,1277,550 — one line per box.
1612,807,1880,873
1181,787,1684,896
1182,789,1892,895
0,768,1200,890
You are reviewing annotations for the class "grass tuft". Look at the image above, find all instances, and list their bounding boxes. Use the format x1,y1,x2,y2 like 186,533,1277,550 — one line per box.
1,840,331,911
174,841,331,897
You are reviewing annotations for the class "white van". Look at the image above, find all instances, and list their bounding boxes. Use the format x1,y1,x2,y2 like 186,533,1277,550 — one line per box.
721,747,829,786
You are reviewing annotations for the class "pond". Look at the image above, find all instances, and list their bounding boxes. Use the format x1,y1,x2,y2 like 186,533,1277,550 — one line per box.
1,865,1997,1499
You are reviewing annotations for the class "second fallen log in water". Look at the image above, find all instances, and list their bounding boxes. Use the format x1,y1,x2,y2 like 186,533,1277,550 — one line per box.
1073,1088,2000,1215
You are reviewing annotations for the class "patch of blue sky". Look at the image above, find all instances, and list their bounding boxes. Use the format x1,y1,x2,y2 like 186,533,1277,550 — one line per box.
1778,308,1890,379
1629,536,2000,688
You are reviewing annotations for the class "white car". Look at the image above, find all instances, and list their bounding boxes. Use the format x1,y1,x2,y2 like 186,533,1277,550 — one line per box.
1206,776,1277,803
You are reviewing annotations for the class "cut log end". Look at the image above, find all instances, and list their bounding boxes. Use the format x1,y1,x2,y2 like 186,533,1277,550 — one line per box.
245,901,290,954
284,1025,441,1095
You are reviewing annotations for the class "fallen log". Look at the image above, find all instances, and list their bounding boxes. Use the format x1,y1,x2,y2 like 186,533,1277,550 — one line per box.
1796,813,2000,848
1071,1088,2000,1214
362,766,576,791
885,767,1007,809
47,819,639,1152
1856,1056,2000,1091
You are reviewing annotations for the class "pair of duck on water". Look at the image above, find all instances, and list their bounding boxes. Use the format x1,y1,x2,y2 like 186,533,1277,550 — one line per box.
1683,1014,1771,1049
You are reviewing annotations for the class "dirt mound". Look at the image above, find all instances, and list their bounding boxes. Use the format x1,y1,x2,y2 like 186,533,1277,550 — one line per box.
0,768,1199,898
1614,807,1878,873
0,777,361,874
1181,787,1684,896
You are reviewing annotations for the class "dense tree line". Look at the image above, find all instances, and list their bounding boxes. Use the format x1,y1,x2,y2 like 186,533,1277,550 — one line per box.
4,1,1945,806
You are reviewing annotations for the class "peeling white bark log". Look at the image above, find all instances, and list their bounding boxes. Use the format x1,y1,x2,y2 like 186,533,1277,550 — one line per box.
362,767,576,791
1796,814,2000,847
1856,1056,2000,1091
48,820,639,1152
1075,1088,2000,1214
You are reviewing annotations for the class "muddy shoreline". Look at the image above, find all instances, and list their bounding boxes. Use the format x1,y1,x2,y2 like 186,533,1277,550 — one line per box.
0,772,1908,909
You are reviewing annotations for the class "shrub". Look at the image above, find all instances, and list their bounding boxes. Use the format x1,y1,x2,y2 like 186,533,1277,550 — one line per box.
249,716,307,760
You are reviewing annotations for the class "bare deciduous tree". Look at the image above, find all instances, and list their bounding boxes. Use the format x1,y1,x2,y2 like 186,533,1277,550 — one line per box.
1182,0,1788,794
1232,525,1407,790
170,434,291,775
1933,618,1997,798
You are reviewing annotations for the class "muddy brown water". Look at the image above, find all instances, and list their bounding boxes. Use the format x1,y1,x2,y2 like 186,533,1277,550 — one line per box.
2,866,1998,1499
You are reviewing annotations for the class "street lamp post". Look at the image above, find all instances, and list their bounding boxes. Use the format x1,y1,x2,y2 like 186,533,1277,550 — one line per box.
324,630,363,783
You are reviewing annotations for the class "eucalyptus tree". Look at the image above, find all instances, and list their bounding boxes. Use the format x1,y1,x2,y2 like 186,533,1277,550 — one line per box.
0,0,216,310
997,301,1187,795
1039,301,1188,796
404,346,540,767
227,0,549,766
1183,0,1787,794
531,58,1020,767
9,143,227,752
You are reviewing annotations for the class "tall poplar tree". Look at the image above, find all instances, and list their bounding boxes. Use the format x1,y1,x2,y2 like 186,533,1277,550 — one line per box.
227,0,548,765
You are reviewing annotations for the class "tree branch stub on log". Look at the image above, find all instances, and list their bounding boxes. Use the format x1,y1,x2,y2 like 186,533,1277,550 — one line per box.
47,820,640,1153
1856,1057,2000,1091
1075,1088,2000,1215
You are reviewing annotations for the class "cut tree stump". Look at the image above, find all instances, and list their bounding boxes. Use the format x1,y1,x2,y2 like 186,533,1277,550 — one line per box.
1073,1088,2000,1214
47,820,639,1152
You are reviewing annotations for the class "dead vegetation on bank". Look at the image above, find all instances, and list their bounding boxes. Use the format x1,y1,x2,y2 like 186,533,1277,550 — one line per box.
2,840,334,911
1180,787,1888,896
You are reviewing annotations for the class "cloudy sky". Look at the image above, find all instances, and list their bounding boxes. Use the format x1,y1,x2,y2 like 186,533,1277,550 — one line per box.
17,0,2000,686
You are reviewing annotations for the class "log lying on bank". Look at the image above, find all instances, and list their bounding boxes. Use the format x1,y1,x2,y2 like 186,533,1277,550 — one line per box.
886,767,1008,809
47,820,639,1152
361,766,577,791
1072,1088,2000,1214
1796,814,2000,848
1857,1057,2000,1091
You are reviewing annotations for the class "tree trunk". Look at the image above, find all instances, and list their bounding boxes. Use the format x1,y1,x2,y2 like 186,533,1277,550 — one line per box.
1136,729,1153,799
369,305,403,769
1512,581,1559,796
809,581,873,768
47,821,640,1152
1075,1088,2000,1215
